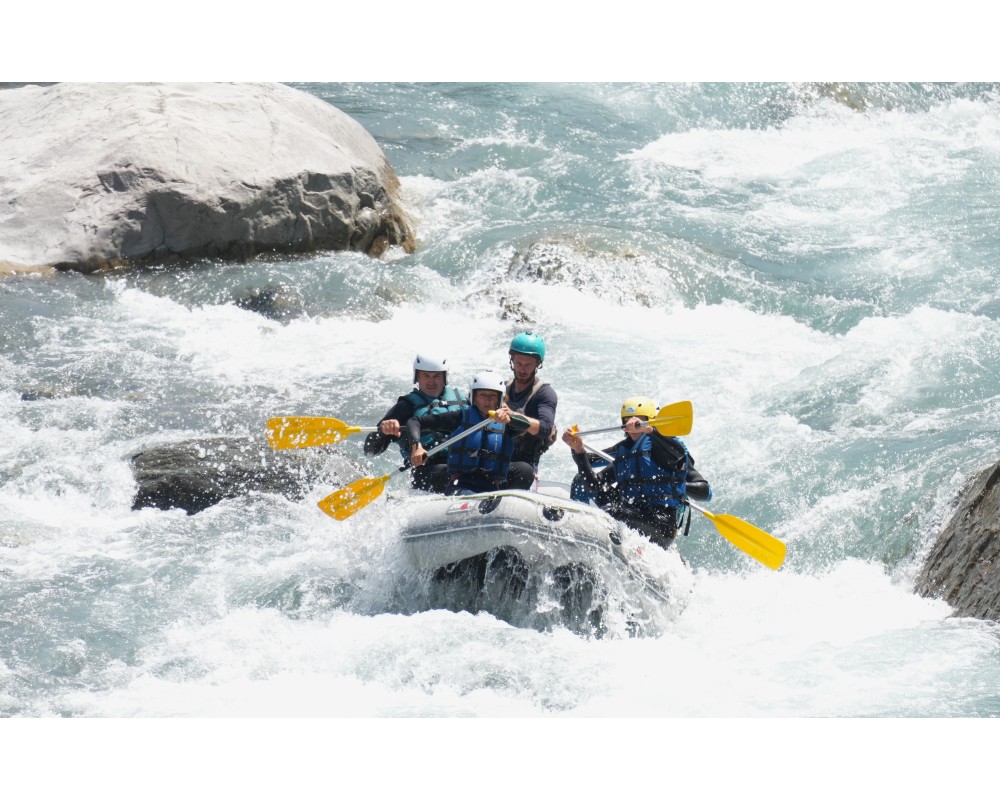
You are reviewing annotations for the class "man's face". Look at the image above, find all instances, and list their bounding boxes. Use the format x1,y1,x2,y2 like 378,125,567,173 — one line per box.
473,390,502,416
416,370,445,396
510,353,539,384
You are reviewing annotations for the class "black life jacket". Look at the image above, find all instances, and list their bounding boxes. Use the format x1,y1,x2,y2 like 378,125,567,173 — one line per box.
503,377,556,464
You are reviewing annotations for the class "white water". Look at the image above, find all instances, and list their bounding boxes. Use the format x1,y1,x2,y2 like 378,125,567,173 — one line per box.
3,273,995,718
4,80,1000,797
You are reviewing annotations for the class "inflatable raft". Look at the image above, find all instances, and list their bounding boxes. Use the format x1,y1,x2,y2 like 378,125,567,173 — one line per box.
395,487,694,636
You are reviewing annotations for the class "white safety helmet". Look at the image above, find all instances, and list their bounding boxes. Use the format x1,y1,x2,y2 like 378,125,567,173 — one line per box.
470,370,506,399
413,353,447,383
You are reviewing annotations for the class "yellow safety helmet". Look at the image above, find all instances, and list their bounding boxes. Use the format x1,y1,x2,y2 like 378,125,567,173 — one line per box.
620,396,658,421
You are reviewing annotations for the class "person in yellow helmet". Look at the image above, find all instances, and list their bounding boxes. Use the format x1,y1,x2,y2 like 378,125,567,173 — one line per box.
561,395,711,549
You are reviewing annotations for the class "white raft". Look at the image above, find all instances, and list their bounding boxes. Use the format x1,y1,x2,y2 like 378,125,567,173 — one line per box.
395,487,694,633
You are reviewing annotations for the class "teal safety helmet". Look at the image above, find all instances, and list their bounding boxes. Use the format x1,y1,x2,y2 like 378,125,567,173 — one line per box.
509,332,546,364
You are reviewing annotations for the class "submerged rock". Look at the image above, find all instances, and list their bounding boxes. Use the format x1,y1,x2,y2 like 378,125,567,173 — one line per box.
20,385,75,401
487,235,663,323
0,82,414,274
130,436,361,514
915,461,1000,621
231,283,305,321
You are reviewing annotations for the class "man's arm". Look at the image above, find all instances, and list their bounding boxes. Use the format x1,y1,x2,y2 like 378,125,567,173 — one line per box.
522,384,557,439
363,397,414,455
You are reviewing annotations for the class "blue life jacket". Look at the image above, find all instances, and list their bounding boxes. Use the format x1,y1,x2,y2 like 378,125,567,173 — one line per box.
446,406,514,483
398,386,468,463
610,434,689,509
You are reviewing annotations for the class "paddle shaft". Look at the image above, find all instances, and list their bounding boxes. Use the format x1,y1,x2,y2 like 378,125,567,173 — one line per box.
574,400,692,437
576,423,631,436
383,415,491,481
576,416,687,436
384,408,525,456
685,499,714,519
419,412,496,461
579,439,615,464
316,412,502,521
367,412,497,486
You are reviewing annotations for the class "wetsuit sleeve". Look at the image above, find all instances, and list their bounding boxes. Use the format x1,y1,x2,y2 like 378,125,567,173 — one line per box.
529,384,557,440
685,464,711,501
405,408,463,446
570,450,616,505
363,397,414,455
650,432,711,501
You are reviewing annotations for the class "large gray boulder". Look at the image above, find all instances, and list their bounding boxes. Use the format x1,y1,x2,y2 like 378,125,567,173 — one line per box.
0,82,414,273
915,460,1000,621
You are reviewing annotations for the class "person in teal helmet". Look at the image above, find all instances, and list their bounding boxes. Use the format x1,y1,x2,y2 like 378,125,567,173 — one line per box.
502,332,558,488
364,353,469,493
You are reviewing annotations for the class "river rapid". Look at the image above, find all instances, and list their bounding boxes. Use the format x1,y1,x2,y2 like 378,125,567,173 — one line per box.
3,81,1000,790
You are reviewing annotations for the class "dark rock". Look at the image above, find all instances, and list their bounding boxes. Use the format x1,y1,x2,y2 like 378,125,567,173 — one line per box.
130,436,361,514
915,461,1000,621
232,283,304,320
20,386,73,401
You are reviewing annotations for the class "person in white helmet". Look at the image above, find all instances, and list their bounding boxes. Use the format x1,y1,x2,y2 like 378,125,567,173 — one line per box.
562,395,711,549
408,370,533,495
364,353,468,493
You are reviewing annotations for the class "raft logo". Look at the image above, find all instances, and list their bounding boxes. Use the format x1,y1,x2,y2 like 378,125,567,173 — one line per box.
446,501,475,514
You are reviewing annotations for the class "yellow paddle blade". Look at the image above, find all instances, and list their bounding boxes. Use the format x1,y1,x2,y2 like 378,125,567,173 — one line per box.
266,416,363,449
700,507,786,570
317,474,391,521
648,400,693,437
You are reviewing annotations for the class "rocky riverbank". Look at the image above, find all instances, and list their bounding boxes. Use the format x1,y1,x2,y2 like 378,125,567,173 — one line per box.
915,460,1000,622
